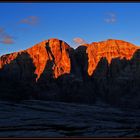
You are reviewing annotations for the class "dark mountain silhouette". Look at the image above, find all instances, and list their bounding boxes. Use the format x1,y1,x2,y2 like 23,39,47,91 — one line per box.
0,38,140,108
0,52,37,100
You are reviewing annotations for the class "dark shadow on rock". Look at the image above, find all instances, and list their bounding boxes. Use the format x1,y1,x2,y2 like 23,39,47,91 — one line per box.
74,46,89,81
90,49,140,109
36,41,58,101
0,52,37,101
46,42,55,62
35,43,96,104
1,44,140,109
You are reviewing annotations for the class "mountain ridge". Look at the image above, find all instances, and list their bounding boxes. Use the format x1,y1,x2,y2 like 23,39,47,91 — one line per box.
0,38,139,80
0,38,140,108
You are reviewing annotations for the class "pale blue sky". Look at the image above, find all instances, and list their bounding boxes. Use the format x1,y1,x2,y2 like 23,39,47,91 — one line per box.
0,3,140,56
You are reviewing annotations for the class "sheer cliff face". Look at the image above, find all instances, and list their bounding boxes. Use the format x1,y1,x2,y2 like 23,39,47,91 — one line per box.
26,39,71,81
85,39,138,76
0,38,140,106
0,38,71,81
0,38,139,81
0,52,19,69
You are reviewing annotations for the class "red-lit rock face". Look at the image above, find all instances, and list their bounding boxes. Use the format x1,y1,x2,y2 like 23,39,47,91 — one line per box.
26,39,71,81
0,38,139,82
26,40,49,81
0,52,19,69
85,39,138,76
48,39,71,79
0,38,71,81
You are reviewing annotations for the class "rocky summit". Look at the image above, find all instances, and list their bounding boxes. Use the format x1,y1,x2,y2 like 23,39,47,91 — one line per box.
0,38,140,109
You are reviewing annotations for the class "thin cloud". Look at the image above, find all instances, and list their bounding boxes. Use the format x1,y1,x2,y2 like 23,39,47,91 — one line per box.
104,12,117,24
73,37,87,45
0,28,5,37
19,16,38,25
0,28,4,34
1,35,14,44
0,28,14,44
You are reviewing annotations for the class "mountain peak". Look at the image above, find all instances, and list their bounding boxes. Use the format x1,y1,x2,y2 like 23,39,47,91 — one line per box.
86,39,138,76
1,38,140,106
0,38,72,81
26,38,71,81
92,39,137,46
0,38,139,81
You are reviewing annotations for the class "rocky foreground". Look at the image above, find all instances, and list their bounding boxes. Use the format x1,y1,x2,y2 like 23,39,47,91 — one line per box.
0,100,140,137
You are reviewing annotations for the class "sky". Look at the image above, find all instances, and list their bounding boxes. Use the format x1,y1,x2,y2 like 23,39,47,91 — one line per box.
0,2,140,56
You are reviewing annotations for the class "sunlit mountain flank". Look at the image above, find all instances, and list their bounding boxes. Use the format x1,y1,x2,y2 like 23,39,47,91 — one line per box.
1,2,140,138
0,38,140,107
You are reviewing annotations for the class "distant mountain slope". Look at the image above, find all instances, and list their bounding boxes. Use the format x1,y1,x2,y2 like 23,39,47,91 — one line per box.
0,38,140,109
